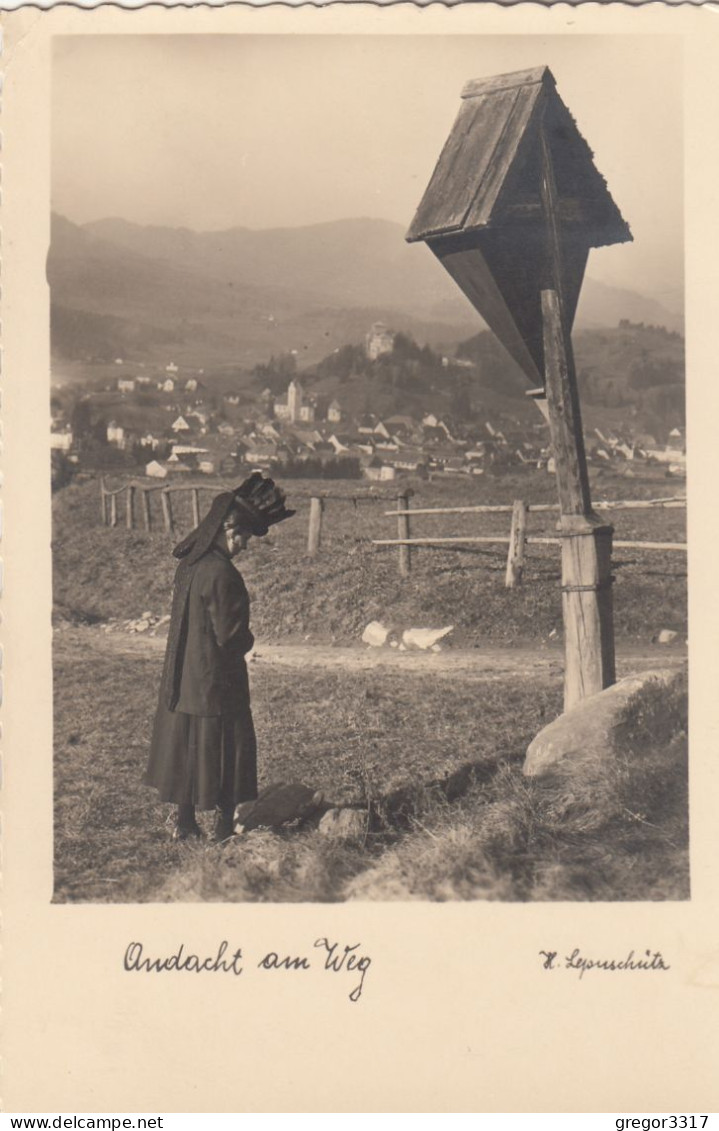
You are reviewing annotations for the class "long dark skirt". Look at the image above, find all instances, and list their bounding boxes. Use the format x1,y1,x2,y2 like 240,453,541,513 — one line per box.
145,704,258,810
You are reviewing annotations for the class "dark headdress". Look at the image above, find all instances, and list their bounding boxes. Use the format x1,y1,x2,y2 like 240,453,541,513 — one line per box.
172,472,295,564
162,474,294,709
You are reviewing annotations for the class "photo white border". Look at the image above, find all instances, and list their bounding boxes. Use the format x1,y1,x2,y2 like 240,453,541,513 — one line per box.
2,2,719,1112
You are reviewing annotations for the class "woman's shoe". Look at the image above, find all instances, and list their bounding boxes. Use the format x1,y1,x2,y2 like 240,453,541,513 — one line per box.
172,819,203,841
172,803,203,840
213,808,236,843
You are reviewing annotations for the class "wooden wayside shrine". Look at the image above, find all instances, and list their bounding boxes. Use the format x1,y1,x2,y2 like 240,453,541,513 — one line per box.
407,66,632,710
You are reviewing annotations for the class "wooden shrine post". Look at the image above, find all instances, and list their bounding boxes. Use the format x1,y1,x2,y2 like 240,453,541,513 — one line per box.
406,65,631,710
539,122,615,707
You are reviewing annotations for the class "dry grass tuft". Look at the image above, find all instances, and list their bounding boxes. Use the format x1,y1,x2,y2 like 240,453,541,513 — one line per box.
344,701,689,903
154,828,373,903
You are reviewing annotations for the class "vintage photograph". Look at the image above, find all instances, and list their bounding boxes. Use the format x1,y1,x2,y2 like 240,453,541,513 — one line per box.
49,33,687,905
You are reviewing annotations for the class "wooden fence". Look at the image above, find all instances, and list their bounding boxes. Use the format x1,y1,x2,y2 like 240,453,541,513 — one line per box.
99,478,395,556
371,495,688,584
100,479,686,581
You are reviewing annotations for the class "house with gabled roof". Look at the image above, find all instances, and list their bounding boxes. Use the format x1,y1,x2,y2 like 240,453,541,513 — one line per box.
363,457,396,482
357,414,377,436
314,441,336,464
328,434,352,455
423,425,448,446
385,415,420,439
243,441,278,468
145,460,167,479
165,453,193,473
391,447,427,473
290,427,323,448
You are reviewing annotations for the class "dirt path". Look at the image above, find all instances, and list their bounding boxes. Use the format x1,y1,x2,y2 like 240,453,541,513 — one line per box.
60,624,687,682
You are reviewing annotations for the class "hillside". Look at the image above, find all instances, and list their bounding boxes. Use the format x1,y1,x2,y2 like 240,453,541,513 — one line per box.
48,214,479,368
455,323,685,436
287,321,685,437
48,213,683,371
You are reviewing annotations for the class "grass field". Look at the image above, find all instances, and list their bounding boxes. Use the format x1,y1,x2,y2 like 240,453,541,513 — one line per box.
53,627,688,904
53,466,688,903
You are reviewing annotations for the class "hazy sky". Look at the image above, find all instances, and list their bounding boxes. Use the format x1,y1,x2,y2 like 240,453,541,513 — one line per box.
52,34,683,304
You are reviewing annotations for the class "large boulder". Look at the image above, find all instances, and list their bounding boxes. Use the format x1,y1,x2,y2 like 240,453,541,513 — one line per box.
524,669,687,777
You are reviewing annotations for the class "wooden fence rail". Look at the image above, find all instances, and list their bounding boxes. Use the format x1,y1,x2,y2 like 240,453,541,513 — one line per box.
372,495,687,583
99,479,686,580
99,477,398,551
383,497,687,517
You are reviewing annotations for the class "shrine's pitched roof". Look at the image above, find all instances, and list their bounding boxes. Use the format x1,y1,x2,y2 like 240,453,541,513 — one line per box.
407,66,631,250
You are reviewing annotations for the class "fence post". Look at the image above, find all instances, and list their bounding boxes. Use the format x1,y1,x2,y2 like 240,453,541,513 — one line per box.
100,480,108,525
505,499,528,588
307,496,324,556
191,487,201,528
109,492,118,528
397,489,413,578
161,490,174,534
141,489,152,532
126,485,136,530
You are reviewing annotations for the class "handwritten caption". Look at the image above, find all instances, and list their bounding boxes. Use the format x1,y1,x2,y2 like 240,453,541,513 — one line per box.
124,938,371,1002
539,947,670,979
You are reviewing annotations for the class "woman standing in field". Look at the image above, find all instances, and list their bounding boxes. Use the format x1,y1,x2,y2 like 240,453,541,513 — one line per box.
144,473,295,842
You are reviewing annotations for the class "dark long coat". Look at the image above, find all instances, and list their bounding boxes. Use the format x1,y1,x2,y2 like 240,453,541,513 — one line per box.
145,547,258,810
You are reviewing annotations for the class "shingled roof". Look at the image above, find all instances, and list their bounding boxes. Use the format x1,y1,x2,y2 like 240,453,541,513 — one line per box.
406,66,631,249
406,67,631,386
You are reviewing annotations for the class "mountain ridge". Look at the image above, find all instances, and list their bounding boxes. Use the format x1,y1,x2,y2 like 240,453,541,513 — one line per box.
48,213,684,370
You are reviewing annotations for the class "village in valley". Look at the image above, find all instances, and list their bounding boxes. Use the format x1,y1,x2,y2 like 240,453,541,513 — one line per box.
51,318,686,489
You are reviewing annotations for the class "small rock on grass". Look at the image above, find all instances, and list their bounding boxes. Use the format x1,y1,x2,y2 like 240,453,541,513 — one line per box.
362,621,390,647
234,782,325,833
402,625,454,650
657,629,678,644
318,807,367,841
